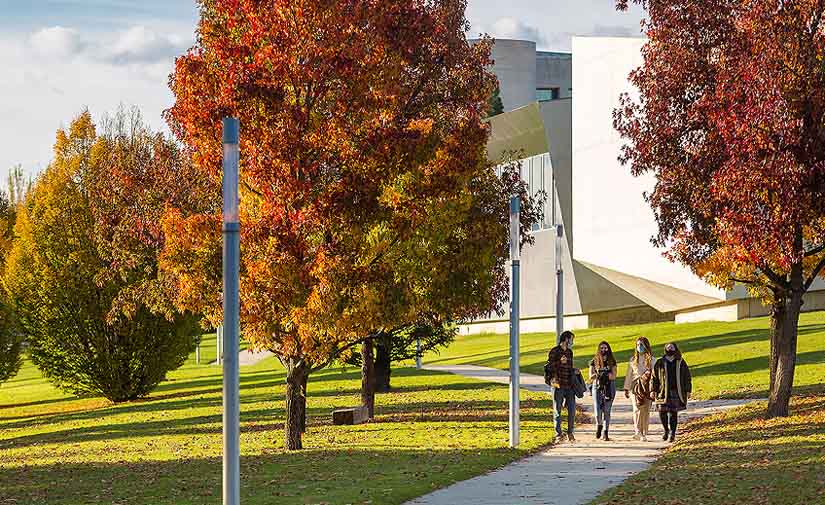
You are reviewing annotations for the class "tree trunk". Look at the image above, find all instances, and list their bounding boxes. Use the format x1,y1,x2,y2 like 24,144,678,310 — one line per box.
285,360,309,450
361,339,375,419
374,340,392,393
299,373,308,433
767,291,802,418
768,293,785,397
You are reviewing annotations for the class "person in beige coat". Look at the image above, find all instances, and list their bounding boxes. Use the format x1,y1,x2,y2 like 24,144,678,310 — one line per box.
623,336,653,441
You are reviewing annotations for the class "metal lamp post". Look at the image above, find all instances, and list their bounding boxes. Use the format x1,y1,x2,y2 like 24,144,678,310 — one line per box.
222,117,241,505
551,169,564,344
555,223,564,344
508,195,521,448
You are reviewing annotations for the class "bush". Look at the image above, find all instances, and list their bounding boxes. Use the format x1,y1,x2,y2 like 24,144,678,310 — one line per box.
4,109,208,401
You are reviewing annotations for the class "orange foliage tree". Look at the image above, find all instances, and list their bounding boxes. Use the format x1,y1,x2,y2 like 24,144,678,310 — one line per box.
615,0,825,416
162,0,540,449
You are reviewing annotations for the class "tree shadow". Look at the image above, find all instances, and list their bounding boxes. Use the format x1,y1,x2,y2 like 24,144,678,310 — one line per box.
0,445,549,505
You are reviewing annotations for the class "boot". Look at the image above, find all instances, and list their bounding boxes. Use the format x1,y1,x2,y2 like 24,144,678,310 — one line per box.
596,425,603,440
662,430,669,441
669,432,676,443
602,429,610,441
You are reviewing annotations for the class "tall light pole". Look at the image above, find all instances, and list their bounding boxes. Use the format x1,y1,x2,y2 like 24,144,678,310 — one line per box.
508,195,520,448
222,117,241,505
552,168,564,344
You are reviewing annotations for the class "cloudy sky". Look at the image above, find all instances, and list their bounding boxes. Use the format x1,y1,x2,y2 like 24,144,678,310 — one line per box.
0,1,646,177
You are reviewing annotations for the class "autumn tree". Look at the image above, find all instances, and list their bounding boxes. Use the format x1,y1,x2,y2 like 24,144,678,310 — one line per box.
0,201,20,383
615,0,825,416
354,157,542,412
0,165,29,384
4,109,205,401
163,0,539,449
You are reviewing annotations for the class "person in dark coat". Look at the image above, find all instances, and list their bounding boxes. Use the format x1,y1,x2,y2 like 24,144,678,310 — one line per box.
545,331,577,442
650,342,692,442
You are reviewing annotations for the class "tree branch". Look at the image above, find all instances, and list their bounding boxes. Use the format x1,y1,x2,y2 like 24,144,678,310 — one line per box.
758,264,790,289
309,333,377,374
804,254,825,291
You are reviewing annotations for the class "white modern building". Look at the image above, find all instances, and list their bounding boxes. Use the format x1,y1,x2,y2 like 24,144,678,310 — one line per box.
463,36,825,334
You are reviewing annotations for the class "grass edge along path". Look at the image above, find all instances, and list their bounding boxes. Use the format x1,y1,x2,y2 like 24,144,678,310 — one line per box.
0,337,559,505
426,311,825,401
588,386,825,505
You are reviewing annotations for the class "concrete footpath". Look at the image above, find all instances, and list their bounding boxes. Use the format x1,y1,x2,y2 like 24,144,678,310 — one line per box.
406,364,752,505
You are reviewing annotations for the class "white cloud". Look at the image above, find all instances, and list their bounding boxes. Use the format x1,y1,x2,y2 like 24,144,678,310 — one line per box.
105,26,190,65
1,25,192,178
29,26,85,59
473,17,548,46
491,17,547,45
27,25,191,66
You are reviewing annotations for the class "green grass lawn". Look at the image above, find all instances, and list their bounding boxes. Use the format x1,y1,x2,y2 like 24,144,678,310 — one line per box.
3,313,824,504
426,311,825,399
0,334,555,505
589,385,825,505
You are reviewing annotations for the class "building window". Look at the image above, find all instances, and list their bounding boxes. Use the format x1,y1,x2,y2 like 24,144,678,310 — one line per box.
537,87,560,101
497,153,555,233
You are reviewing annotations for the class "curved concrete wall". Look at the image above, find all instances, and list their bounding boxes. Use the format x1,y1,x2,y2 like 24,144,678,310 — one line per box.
488,39,537,112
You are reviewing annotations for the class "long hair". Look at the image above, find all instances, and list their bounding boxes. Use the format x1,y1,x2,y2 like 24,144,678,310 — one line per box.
593,341,617,368
633,336,653,370
663,342,683,360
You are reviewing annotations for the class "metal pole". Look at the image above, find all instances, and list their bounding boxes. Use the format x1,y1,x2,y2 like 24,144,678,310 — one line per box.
509,195,520,448
222,117,241,505
552,168,564,345
415,338,422,369
196,341,201,365
555,223,564,345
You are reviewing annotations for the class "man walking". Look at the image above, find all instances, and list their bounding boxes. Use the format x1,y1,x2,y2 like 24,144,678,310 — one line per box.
545,330,577,442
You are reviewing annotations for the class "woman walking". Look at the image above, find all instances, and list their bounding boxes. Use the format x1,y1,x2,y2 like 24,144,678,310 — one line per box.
623,337,653,441
589,341,617,441
650,342,692,442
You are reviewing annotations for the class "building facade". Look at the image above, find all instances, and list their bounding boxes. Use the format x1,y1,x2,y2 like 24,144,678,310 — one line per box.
463,36,825,334
476,39,572,113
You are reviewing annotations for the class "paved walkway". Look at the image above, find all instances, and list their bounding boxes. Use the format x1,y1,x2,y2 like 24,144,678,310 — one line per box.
406,364,753,505
209,349,274,366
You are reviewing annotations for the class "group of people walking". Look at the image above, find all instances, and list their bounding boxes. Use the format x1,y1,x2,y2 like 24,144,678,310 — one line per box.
545,331,692,443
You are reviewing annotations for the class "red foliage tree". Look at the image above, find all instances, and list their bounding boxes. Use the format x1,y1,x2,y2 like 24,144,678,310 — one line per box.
615,0,825,416
163,0,539,449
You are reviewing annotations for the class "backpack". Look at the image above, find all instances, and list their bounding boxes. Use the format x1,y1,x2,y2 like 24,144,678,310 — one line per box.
543,359,554,386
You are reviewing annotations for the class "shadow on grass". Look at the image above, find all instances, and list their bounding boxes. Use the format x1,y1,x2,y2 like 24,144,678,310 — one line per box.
1,395,553,449
0,445,545,505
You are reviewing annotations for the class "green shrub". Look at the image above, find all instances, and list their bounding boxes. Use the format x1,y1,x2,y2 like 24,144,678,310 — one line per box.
4,109,208,401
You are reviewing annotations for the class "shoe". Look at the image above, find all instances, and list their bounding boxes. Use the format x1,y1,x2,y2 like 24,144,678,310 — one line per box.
640,435,648,442
632,433,641,441
669,433,676,443
602,430,610,441
556,432,566,442
567,433,576,442
662,431,669,441
596,425,603,439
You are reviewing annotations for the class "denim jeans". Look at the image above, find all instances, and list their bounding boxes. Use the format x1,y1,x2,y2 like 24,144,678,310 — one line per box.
552,387,576,436
592,387,615,431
